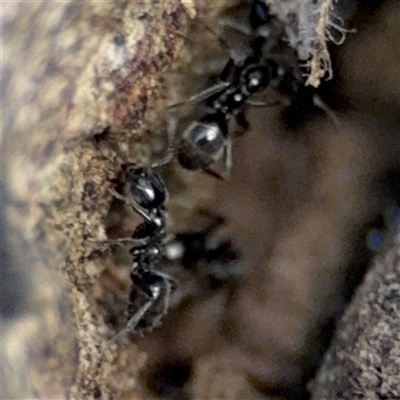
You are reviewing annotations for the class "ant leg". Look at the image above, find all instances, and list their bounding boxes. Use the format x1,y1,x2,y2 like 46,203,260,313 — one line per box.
98,297,153,353
127,270,175,330
109,188,153,224
197,209,226,234
196,19,251,65
202,139,232,180
223,137,233,178
102,237,149,247
219,58,235,82
125,298,154,331
87,236,149,254
198,215,226,246
166,41,237,112
154,152,174,168
218,17,252,36
151,116,178,168
203,166,228,180
95,272,175,369
246,99,282,107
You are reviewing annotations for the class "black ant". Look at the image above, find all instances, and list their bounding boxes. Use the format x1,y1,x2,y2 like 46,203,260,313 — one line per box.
165,210,242,290
170,0,304,179
108,165,175,332
104,170,242,333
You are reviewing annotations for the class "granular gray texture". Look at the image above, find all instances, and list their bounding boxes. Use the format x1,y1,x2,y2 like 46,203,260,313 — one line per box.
310,230,400,399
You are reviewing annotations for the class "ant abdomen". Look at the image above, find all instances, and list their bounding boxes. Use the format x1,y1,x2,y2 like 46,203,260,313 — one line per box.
128,269,173,331
178,112,228,171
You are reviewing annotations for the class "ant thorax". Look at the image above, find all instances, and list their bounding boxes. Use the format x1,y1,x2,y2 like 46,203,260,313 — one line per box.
128,269,173,331
212,61,277,117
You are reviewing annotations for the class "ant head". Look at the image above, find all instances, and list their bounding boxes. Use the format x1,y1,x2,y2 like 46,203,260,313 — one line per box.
124,166,166,210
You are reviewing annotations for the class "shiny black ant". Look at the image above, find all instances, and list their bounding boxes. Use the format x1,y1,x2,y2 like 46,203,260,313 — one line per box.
171,0,303,179
165,210,242,290
175,60,281,179
108,165,175,332
105,169,242,333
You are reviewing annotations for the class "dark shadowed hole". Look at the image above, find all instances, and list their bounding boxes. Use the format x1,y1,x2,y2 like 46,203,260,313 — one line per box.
144,358,193,399
93,386,102,399
251,380,311,400
91,126,111,144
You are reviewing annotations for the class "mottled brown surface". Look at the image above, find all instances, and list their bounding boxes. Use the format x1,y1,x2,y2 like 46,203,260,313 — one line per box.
2,1,189,398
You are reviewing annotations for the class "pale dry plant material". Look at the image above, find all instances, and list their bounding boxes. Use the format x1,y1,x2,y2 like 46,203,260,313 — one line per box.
265,0,352,87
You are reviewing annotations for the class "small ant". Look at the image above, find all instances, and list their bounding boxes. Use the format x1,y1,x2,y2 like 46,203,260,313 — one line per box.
108,165,175,332
171,0,303,179
106,168,243,335
171,0,340,179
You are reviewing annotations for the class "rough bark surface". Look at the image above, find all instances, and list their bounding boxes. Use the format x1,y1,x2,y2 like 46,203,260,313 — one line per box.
2,1,190,398
310,228,400,399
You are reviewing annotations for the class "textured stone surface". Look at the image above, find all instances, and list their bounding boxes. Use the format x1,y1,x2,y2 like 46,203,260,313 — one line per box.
310,228,400,399
2,1,189,398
